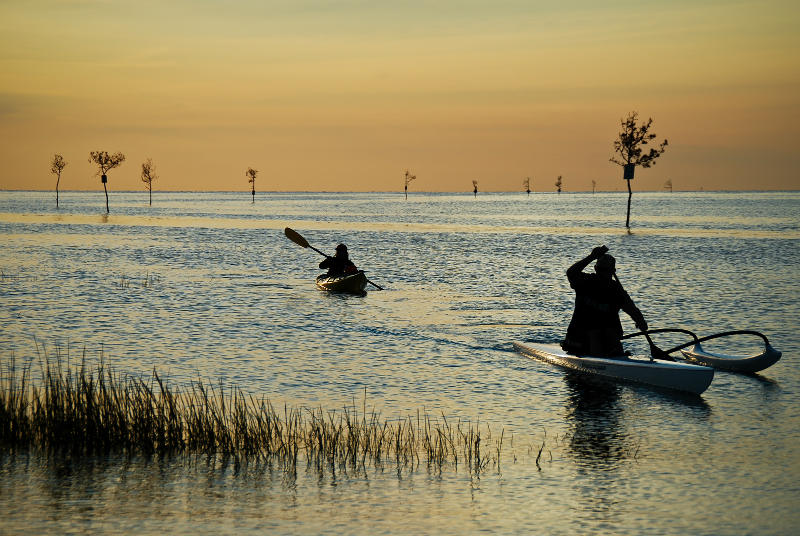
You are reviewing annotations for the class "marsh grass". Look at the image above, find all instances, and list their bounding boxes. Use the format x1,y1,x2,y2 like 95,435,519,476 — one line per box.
0,351,542,475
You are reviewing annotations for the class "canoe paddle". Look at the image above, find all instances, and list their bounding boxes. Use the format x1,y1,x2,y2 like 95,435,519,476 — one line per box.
283,227,384,290
612,272,674,361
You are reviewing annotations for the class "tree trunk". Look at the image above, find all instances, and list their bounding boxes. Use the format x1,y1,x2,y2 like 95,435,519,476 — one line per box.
149,188,152,206
56,176,60,208
625,178,632,228
103,178,109,213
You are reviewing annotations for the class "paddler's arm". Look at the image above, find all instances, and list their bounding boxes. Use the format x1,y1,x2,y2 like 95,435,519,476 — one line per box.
620,292,648,332
566,246,609,282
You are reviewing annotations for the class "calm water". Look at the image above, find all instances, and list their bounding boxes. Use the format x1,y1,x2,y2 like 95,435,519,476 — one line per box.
1,190,799,535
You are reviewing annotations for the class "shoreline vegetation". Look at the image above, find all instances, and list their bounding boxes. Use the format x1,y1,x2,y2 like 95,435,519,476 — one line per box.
0,345,574,475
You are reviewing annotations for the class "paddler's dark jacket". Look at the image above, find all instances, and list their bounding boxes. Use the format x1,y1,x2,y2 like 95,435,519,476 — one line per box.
319,254,357,276
563,257,646,353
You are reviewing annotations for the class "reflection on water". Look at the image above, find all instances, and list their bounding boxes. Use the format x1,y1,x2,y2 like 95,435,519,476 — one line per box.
1,190,798,535
563,373,629,465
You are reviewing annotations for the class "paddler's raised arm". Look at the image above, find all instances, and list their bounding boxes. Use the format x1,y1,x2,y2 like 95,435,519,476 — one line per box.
567,245,609,281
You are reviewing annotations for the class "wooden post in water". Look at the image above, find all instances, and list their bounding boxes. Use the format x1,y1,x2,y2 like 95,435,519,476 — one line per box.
102,174,109,213
623,163,634,228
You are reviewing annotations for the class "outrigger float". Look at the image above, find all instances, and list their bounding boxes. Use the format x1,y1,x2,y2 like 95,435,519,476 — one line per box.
621,328,782,374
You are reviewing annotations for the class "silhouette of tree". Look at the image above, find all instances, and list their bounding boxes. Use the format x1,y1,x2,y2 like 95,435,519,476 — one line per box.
555,175,562,194
50,154,67,208
141,158,157,206
664,178,673,192
89,151,126,213
592,179,596,194
404,170,416,200
523,177,531,195
246,167,257,203
610,111,668,228
472,180,478,197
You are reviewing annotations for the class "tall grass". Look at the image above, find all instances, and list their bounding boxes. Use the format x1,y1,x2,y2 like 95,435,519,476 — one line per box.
1,351,517,474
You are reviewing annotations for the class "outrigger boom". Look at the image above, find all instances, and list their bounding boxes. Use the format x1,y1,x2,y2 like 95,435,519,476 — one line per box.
622,329,782,373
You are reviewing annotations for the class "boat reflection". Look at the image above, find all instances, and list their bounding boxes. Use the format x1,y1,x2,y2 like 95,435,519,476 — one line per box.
562,371,712,467
562,372,629,466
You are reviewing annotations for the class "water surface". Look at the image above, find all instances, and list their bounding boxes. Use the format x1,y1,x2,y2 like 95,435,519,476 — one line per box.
1,190,798,535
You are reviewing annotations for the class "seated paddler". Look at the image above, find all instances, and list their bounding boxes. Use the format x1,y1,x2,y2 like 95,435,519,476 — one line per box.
561,245,648,357
319,243,358,276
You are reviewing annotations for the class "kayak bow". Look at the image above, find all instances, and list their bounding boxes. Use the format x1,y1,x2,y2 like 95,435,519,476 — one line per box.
316,270,368,294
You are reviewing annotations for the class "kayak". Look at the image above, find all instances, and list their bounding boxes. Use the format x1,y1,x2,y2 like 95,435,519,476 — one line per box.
316,270,368,294
513,342,714,395
680,342,781,373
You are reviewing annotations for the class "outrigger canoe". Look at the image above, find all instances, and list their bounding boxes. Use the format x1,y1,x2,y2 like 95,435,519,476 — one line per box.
513,342,714,395
316,270,368,294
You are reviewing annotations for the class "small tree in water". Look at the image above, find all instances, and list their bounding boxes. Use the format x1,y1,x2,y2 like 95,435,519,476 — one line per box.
610,111,668,228
592,179,596,194
555,175,562,193
89,151,126,213
246,167,257,203
523,177,531,195
472,180,478,197
141,158,157,206
50,154,67,208
404,170,416,200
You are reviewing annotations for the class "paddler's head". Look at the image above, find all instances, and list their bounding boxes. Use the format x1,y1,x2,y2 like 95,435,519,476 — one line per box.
594,253,616,278
335,243,348,258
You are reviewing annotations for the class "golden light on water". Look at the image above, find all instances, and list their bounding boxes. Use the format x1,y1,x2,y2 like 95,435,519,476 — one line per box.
1,212,796,240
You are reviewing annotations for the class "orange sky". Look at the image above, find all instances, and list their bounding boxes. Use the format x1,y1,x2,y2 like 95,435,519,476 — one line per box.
1,1,798,192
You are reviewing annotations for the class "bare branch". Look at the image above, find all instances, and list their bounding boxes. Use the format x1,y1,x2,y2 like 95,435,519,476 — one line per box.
89,151,126,175
141,158,157,190
50,154,67,176
610,112,667,168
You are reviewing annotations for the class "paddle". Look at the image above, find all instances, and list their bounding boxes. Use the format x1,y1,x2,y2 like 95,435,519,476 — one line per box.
612,271,674,362
283,227,384,290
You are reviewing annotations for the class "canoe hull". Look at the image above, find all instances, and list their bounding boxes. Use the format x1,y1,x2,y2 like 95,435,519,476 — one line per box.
680,342,781,373
514,342,714,395
316,270,368,294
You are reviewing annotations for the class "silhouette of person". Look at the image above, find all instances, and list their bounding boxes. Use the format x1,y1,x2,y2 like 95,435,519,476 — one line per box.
561,246,648,357
319,244,358,276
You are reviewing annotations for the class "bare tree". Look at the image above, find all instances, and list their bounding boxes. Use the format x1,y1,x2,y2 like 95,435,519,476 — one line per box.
246,167,257,203
592,179,597,194
664,178,673,192
50,154,67,208
555,175,562,194
141,158,157,206
89,151,126,213
472,180,478,197
523,177,531,195
610,111,668,228
404,170,416,200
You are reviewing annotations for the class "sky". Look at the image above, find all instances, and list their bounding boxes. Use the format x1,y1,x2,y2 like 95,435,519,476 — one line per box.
0,0,798,192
